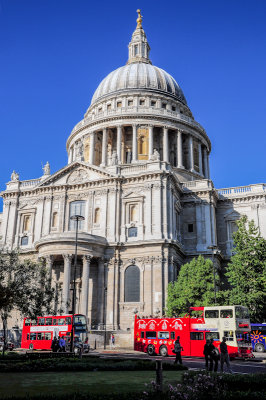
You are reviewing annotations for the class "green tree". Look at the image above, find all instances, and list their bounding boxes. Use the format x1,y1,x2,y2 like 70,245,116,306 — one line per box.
226,215,266,321
166,255,221,316
0,250,56,355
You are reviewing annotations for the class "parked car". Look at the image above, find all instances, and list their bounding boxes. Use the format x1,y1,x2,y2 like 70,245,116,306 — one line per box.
0,341,15,351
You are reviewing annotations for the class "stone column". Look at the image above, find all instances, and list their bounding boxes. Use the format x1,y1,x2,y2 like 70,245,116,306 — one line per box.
163,126,169,162
132,124,138,162
45,255,54,280
117,125,122,163
207,153,210,179
203,147,208,178
198,142,203,175
89,132,95,165
177,129,184,168
189,135,195,172
62,254,72,314
148,125,153,160
97,258,105,326
101,128,107,167
81,255,92,317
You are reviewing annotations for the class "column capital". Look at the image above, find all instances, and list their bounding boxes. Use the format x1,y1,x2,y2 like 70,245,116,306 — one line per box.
63,254,72,262
163,125,168,131
83,254,92,263
45,255,54,263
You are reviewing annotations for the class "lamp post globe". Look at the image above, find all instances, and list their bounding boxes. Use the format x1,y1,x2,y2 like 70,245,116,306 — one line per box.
70,214,85,352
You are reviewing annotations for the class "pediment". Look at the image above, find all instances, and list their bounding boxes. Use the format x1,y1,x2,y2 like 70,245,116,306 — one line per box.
224,210,241,221
123,189,145,199
37,162,115,187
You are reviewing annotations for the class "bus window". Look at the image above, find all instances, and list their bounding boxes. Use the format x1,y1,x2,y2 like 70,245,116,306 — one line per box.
141,332,144,339
158,332,169,339
30,333,36,340
25,318,31,326
190,332,204,340
220,310,233,318
235,306,250,319
27,333,30,340
236,331,251,344
58,318,65,325
206,332,220,341
53,319,58,325
146,331,156,339
224,331,234,341
38,318,45,325
171,332,175,340
31,320,37,326
37,333,42,340
205,310,219,318
66,317,72,325
44,333,51,340
45,318,52,325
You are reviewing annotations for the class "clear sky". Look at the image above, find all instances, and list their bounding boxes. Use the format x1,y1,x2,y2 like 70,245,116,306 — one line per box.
0,0,265,210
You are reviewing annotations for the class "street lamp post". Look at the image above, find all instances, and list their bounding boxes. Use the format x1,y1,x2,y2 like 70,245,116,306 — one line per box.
70,214,85,353
103,287,107,349
207,245,218,305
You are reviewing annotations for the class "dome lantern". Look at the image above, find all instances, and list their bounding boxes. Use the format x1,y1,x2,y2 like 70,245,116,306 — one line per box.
127,9,151,65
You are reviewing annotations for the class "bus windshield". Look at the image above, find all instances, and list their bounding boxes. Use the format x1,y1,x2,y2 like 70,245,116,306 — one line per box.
236,331,251,344
235,307,250,319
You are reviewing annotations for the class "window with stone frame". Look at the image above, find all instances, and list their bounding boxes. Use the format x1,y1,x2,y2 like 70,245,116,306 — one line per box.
124,265,140,302
23,215,31,232
117,101,122,108
69,200,85,230
128,99,133,106
130,204,138,222
139,99,145,106
21,236,28,246
52,212,58,228
94,207,101,224
107,103,111,110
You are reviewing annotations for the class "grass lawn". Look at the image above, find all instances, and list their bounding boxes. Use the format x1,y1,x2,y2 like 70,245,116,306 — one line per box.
0,370,183,398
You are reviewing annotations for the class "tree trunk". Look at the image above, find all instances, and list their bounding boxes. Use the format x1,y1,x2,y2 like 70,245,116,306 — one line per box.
1,314,7,358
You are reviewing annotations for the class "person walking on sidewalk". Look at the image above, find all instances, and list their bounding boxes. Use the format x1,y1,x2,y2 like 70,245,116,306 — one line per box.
203,339,211,370
110,333,115,349
209,338,219,372
173,336,184,365
220,337,233,373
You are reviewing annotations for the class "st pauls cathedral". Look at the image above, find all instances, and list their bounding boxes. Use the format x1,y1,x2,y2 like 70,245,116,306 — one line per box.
1,11,265,343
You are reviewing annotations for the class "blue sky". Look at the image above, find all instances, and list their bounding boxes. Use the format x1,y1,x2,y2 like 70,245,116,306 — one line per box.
0,0,265,210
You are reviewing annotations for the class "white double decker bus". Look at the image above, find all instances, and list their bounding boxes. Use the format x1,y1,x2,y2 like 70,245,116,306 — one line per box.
190,305,253,358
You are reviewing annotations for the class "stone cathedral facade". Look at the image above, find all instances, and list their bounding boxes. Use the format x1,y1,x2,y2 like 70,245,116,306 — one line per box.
0,12,265,342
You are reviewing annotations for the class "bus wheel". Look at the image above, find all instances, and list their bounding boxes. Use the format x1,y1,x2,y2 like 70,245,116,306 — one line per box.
159,345,168,357
255,343,265,353
147,344,155,356
29,344,34,351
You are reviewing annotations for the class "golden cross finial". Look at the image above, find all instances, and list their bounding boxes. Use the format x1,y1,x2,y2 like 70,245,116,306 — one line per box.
136,9,143,28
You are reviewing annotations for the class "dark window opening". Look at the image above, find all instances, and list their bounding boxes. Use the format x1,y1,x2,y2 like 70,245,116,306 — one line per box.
188,224,194,233
124,265,140,302
128,227,138,237
190,332,204,340
146,331,156,339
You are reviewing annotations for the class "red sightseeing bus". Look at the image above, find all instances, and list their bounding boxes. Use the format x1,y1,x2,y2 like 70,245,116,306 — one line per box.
134,305,253,358
21,314,87,351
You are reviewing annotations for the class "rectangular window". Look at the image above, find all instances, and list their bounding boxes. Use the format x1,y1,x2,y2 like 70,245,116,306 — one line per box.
205,310,219,318
117,101,122,108
170,332,175,340
190,332,204,340
66,317,72,325
53,319,58,325
128,100,133,106
45,318,52,325
172,106,176,111
37,333,42,340
38,318,45,326
188,223,194,233
44,332,52,340
21,236,28,246
30,333,37,341
134,44,138,56
69,201,85,230
162,103,167,109
158,332,169,339
31,320,37,326
25,319,31,326
27,333,30,340
58,318,65,325
141,332,144,339
128,227,138,237
151,100,156,107
205,332,220,341
224,331,234,341
139,99,145,105
107,104,111,110
220,309,233,318
146,331,156,339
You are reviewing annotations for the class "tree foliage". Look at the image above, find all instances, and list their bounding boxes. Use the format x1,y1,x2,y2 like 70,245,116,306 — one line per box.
225,215,266,321
166,255,220,316
0,250,56,353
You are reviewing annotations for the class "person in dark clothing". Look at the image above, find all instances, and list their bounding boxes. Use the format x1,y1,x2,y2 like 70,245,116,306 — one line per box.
203,339,211,370
51,336,59,352
220,337,232,373
173,336,184,365
209,338,219,372
58,336,66,352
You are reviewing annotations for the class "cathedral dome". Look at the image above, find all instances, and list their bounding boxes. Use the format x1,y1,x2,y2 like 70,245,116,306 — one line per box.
91,63,187,106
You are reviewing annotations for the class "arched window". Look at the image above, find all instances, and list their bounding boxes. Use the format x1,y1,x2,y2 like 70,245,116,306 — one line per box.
124,265,140,302
52,212,58,228
94,208,100,224
23,215,31,232
130,205,138,222
69,201,85,230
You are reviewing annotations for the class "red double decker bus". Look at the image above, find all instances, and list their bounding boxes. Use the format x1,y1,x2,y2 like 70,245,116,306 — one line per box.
21,314,87,351
134,305,253,358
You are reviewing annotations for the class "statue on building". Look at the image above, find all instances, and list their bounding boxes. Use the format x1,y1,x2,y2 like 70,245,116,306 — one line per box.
111,151,118,166
42,161,50,176
11,170,19,181
150,149,160,161
75,141,84,161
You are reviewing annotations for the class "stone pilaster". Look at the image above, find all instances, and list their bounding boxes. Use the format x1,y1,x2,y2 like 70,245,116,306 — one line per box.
62,254,72,314
177,129,184,168
163,126,169,162
132,124,138,162
189,135,195,172
101,128,107,167
89,132,95,165
117,125,122,163
148,125,153,159
81,255,92,317
97,258,105,326
198,142,203,175
203,147,208,178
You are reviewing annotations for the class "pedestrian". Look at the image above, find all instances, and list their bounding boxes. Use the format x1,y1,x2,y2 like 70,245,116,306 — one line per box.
110,333,115,349
209,338,219,372
51,336,57,352
220,337,233,373
203,339,211,370
59,336,66,352
173,336,184,365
